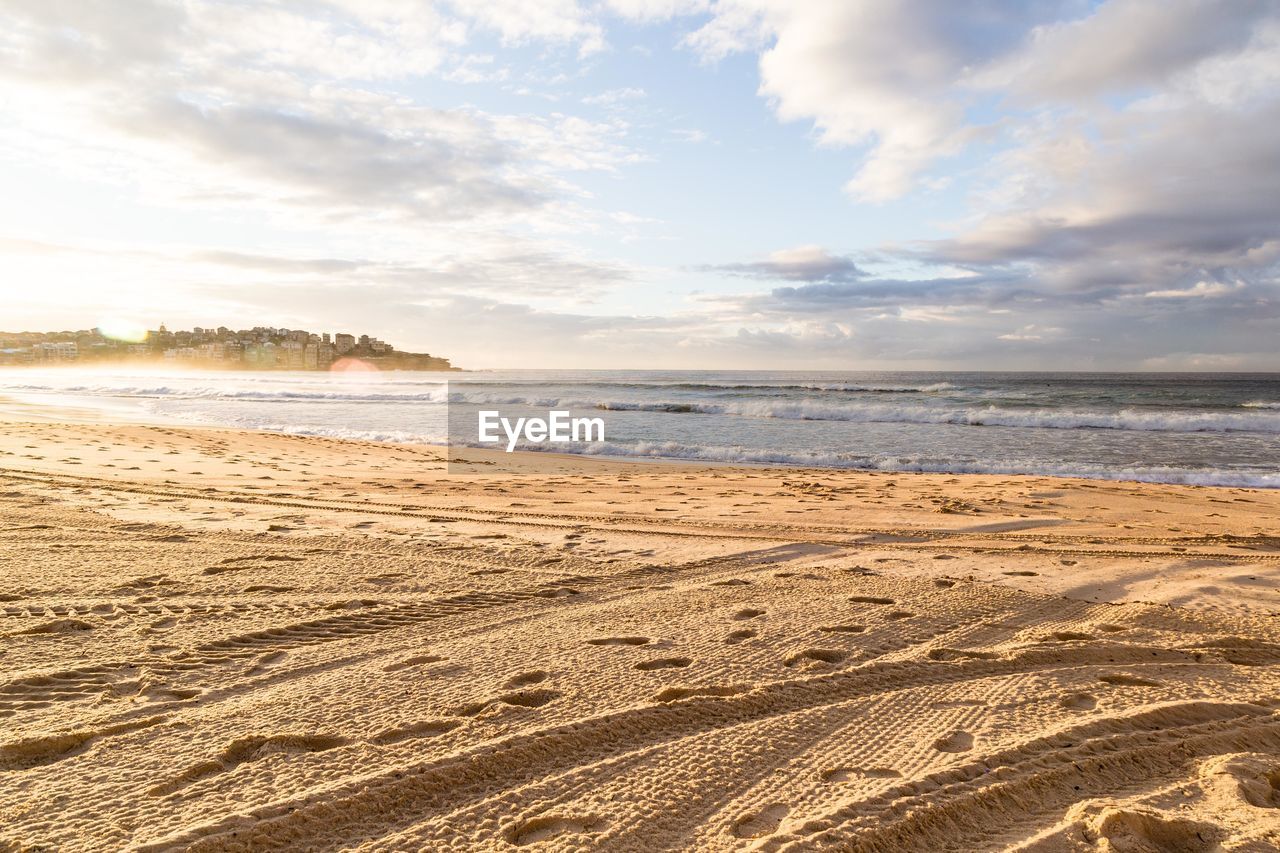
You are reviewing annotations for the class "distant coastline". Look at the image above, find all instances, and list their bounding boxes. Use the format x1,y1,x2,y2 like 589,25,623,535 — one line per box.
0,324,459,371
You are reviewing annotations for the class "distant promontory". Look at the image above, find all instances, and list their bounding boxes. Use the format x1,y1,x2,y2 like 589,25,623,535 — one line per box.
0,325,458,371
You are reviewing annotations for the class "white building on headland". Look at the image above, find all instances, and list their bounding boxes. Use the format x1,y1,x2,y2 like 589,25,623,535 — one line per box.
32,342,78,360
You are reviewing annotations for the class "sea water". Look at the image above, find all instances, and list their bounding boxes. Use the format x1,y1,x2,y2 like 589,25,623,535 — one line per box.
3,368,1277,487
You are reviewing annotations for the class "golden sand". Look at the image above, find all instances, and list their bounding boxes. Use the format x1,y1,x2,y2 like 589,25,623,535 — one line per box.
2,420,1280,850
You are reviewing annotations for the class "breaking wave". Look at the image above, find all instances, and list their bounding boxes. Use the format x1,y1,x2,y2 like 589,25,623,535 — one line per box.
446,395,1280,434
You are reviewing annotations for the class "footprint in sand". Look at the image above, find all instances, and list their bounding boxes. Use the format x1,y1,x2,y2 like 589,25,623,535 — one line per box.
654,685,743,703
370,719,461,745
499,689,562,708
725,629,757,644
1060,692,1098,711
535,587,580,599
818,625,866,634
585,636,650,646
927,648,998,662
8,618,93,636
732,803,790,839
202,565,250,576
1098,673,1162,687
150,733,347,796
244,650,286,675
933,730,974,752
634,657,692,671
504,670,549,688
784,648,846,667
733,608,766,620
849,596,895,605
1074,804,1222,849
508,815,608,847
454,689,562,717
383,654,447,672
1048,631,1094,642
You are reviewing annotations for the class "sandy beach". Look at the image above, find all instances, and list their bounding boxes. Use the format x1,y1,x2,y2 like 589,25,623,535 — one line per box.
3,418,1280,851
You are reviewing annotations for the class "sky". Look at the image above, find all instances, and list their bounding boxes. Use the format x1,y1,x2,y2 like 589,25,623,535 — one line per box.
1,0,1278,370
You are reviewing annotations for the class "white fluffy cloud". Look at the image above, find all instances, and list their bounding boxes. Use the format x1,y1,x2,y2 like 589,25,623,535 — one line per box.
679,1,1058,200
1,0,1278,368
677,0,1280,367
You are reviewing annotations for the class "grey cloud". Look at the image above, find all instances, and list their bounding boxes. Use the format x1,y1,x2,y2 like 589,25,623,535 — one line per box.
903,98,1280,336
685,1,1073,199
193,246,630,297
719,284,1278,370
767,275,1005,309
982,0,1273,100
0,0,187,82
121,99,544,221
700,246,864,283
686,1,1280,203
926,103,1280,273
192,251,366,274
3,0,638,230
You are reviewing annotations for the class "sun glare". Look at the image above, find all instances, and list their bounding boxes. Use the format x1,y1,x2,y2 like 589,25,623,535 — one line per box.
330,357,379,373
96,318,149,344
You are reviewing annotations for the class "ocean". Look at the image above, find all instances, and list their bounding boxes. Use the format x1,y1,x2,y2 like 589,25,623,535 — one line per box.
3,368,1278,487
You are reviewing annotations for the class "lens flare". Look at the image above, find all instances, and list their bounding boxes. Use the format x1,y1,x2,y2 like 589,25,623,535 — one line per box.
97,318,149,344
330,357,379,373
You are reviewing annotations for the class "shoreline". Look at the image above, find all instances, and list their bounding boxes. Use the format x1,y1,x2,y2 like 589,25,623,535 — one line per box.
2,365,1278,490
2,394,1276,488
3,418,1277,602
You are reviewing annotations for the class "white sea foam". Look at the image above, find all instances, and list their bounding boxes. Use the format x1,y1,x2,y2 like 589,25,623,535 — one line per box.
133,413,1279,488
493,440,1280,488
446,395,1280,434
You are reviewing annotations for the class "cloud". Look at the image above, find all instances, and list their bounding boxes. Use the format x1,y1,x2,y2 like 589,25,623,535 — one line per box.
973,0,1271,100
583,87,646,105
605,0,710,23
764,275,1003,309
1145,280,1243,299
670,128,709,143
681,0,1280,207
3,0,1280,369
683,1,1062,200
192,251,365,275
116,97,545,222
0,0,648,236
997,324,1061,341
702,245,864,283
189,245,632,298
447,0,606,55
0,0,187,83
